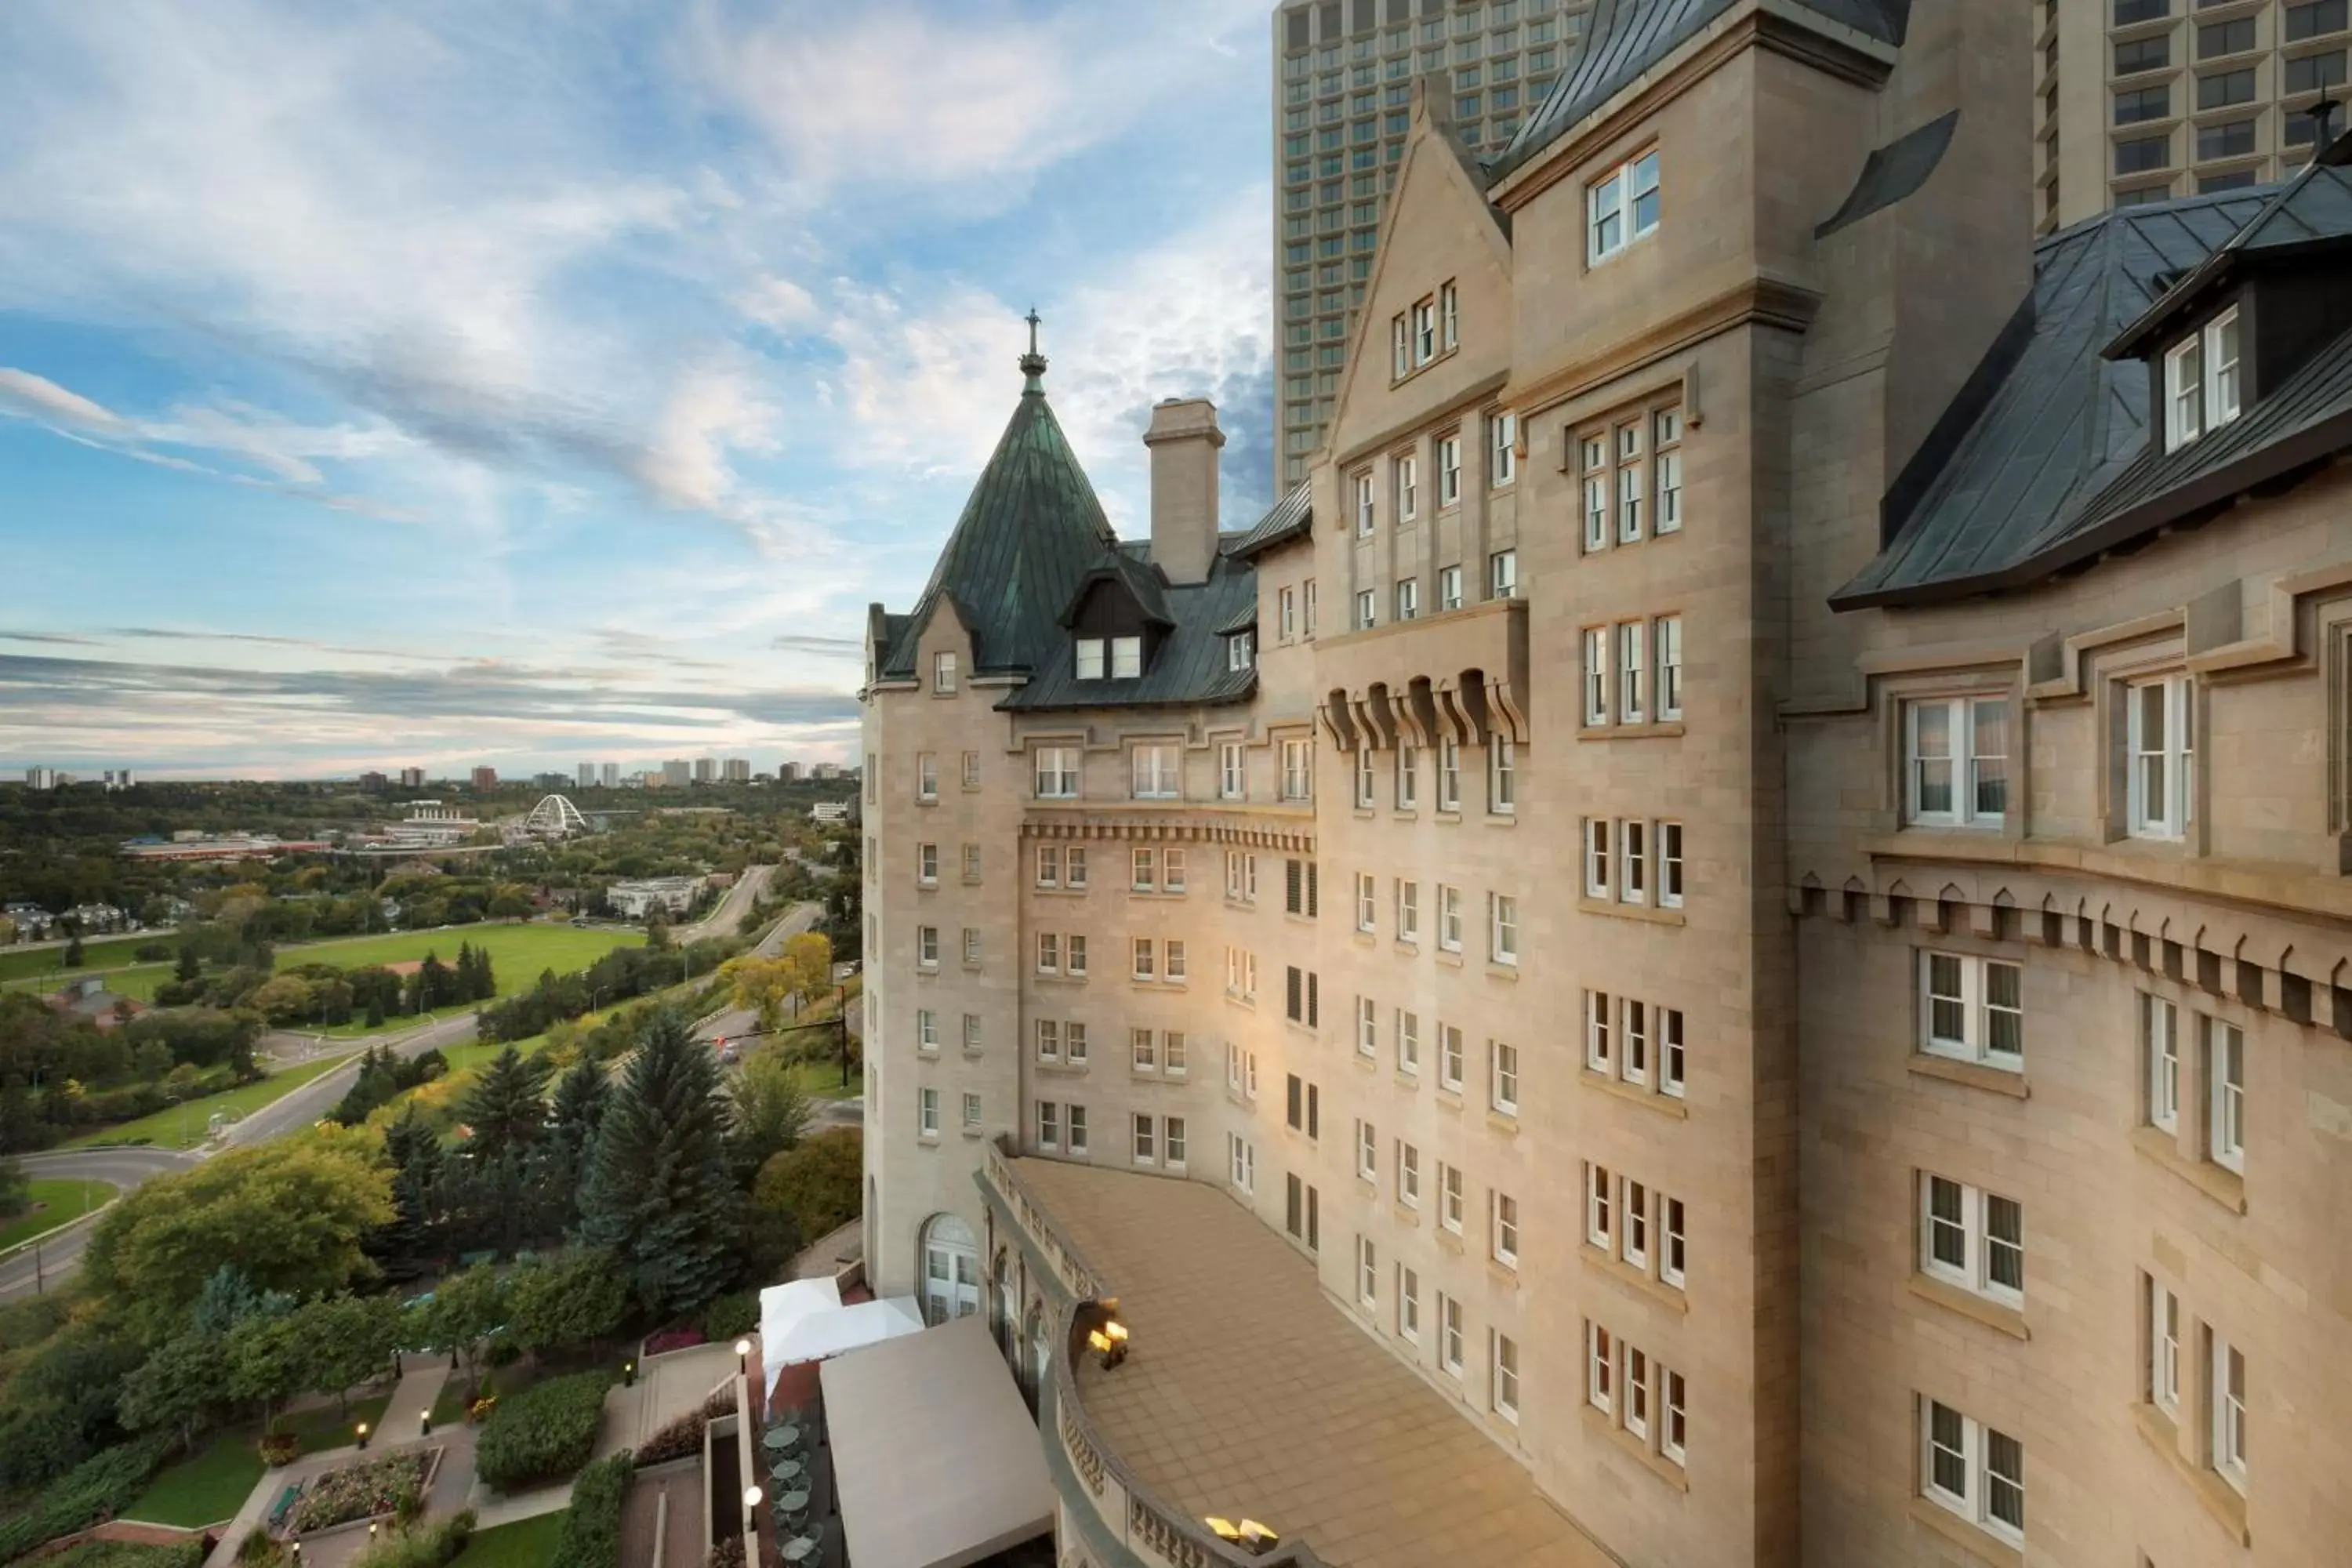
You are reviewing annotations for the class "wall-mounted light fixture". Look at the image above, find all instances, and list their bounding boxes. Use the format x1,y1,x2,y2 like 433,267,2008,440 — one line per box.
1206,1517,1282,1556
1086,1319,1131,1369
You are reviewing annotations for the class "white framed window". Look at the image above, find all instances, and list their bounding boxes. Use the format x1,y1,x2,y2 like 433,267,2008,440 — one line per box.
1490,1040,1518,1116
1437,737,1460,810
1163,1032,1186,1076
1440,281,1459,351
1396,1009,1421,1074
1303,578,1316,636
1623,1177,1649,1270
1582,626,1610,726
1035,845,1060,887
1396,452,1419,521
1110,636,1142,679
916,842,938,885
1437,883,1459,950
1131,847,1156,892
1356,873,1377,932
1906,696,2009,827
1036,932,1059,975
1662,1007,1686,1096
1034,746,1080,800
1075,637,1105,680
1281,738,1313,800
1068,1104,1087,1154
1067,848,1088,889
1356,1119,1377,1182
1354,746,1375,808
1132,938,1155,982
1396,742,1420,808
917,925,939,967
1486,739,1515,814
1921,1399,2024,1548
917,753,938,800
1439,1022,1465,1092
1037,1099,1060,1150
2143,994,2180,1133
1277,586,1297,642
1662,1367,1687,1465
1585,990,1613,1073
962,927,981,964
2212,1332,2247,1492
1439,564,1463,612
1662,1197,1686,1290
1440,1163,1465,1232
1586,1163,1613,1250
1623,998,1649,1085
1228,1132,1254,1192
1411,297,1436,365
1491,1191,1519,1268
1623,1344,1649,1440
1131,1113,1155,1165
1617,620,1646,722
2164,304,2241,452
1489,892,1518,965
1584,818,1610,897
1165,850,1186,895
919,1087,940,1137
1356,1235,1377,1307
1390,315,1410,381
1396,578,1419,622
1440,1294,1465,1375
1036,1018,1062,1062
963,1011,982,1051
963,1091,982,1128
1355,588,1377,630
933,651,957,693
1615,419,1645,543
1620,819,1646,905
1919,952,2023,1070
1226,630,1254,671
1354,470,1376,535
917,1009,939,1053
1653,407,1683,532
1067,935,1087,976
1398,1141,1421,1207
1587,1323,1614,1414
2206,1017,2245,1173
2148,1273,2181,1416
1488,549,1516,599
1131,742,1179,800
1581,434,1610,552
1438,434,1462,506
1491,1332,1519,1422
1163,1114,1187,1169
1660,821,1684,908
1587,147,1661,263
2127,674,2194,840
1656,616,1683,721
1356,996,1377,1058
1490,410,1517,487
1398,1265,1421,1340
1131,1028,1157,1073
1919,1174,2024,1308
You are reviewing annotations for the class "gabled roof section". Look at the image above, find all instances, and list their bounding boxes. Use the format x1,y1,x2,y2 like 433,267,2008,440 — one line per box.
1815,110,1958,238
1222,482,1312,561
1487,0,1907,187
880,349,1117,680
1833,190,2277,609
2107,160,2352,359
1058,546,1174,630
999,553,1259,713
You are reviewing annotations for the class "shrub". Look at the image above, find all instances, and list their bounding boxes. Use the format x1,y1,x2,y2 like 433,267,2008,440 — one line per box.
699,1290,758,1341
554,1450,633,1568
473,1370,614,1491
284,1450,430,1533
0,1435,172,1562
632,1407,706,1466
705,1540,746,1568
236,1530,290,1566
346,1508,476,1568
257,1430,302,1466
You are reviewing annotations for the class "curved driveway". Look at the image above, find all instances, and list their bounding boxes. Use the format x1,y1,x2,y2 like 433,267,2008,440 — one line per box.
0,1146,202,1299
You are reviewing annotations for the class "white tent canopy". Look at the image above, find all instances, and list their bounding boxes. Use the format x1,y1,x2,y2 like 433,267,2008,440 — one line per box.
758,1277,841,1396
771,1296,924,1369
822,1315,1055,1568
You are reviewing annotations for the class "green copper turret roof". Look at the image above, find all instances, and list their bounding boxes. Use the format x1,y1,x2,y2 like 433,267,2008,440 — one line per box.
879,347,1117,681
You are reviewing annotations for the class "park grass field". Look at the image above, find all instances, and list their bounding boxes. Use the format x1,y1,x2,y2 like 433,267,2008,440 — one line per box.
0,934,168,984
59,1053,354,1150
448,1508,567,1567
125,1393,394,1527
0,1178,117,1250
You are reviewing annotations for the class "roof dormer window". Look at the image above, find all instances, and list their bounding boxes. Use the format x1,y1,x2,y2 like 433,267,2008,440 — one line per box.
1078,634,1142,680
2164,304,2241,451
1227,630,1256,672
1076,637,1105,680
1112,636,1142,678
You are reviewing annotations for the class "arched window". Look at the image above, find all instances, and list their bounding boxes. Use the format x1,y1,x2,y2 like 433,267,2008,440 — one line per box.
920,1213,981,1326
992,1250,1017,1361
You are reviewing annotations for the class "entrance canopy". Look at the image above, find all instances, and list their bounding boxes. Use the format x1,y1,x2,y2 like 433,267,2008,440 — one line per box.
821,1315,1054,1568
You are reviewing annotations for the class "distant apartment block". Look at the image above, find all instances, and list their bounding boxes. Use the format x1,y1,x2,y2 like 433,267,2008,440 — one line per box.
780,761,804,782
397,767,426,789
23,768,57,789
2038,0,2350,230
469,766,498,791
577,761,597,788
601,762,620,788
661,759,691,789
724,757,752,782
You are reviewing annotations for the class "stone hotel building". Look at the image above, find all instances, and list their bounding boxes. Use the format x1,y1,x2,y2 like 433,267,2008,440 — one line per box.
857,0,2352,1562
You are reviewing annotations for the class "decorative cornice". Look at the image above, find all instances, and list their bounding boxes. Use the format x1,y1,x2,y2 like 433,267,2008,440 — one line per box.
1018,814,1316,855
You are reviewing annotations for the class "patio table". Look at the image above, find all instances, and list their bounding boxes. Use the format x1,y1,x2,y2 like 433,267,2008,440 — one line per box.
782,1538,819,1564
778,1489,811,1515
761,1425,800,1452
769,1456,806,1484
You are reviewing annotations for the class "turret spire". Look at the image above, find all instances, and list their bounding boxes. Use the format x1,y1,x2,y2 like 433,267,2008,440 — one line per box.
1020,307,1047,394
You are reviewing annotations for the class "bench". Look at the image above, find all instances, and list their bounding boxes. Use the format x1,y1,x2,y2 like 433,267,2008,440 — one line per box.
267,1484,302,1530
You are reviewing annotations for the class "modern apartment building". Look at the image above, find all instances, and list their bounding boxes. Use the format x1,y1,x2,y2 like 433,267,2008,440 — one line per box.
1269,0,1592,495
862,1,2352,1563
2038,0,2350,230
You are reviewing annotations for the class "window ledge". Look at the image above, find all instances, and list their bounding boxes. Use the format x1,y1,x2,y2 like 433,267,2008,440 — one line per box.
1579,1069,1690,1118
960,1127,985,1140
1397,1071,1424,1091
1435,1087,1465,1112
1392,1203,1421,1227
2129,1125,2248,1214
1436,949,1465,967
960,961,982,974
1035,1061,1089,1076
1486,963,1520,982
1486,1109,1519,1136
1907,1272,2029,1341
1032,887,1089,898
2133,1402,2252,1545
1033,974,1087,988
1577,721,1686,742
1907,1053,2029,1099
1353,931,1377,946
1485,813,1517,826
1580,1403,1690,1491
1393,938,1421,956
1435,1227,1465,1255
1581,1244,1690,1315
1353,1052,1379,1074
1905,1497,2022,1568
960,875,981,887
1486,1258,1520,1289
1577,896,1688,927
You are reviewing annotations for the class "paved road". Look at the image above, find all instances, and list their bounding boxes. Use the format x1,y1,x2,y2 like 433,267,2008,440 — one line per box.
677,863,774,947
227,1011,484,1149
0,1147,202,1299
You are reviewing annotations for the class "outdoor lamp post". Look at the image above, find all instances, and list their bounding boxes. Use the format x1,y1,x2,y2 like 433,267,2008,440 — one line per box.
420,1409,432,1436
744,1486,764,1553
355,1420,369,1450
624,1358,637,1388
735,1338,752,1377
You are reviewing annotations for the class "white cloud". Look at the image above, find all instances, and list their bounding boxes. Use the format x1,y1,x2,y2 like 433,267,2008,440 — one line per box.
0,366,125,430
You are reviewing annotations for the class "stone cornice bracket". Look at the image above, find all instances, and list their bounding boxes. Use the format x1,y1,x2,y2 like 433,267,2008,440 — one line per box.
1433,677,1475,746
1401,677,1443,750
1320,689,1360,751
1357,684,1399,751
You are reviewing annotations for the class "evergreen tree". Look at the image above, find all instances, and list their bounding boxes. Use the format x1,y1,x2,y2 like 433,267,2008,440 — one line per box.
63,935,84,967
543,1059,610,1235
173,946,201,984
472,945,496,1000
457,1046,548,1163
576,1009,740,1318
376,1103,446,1269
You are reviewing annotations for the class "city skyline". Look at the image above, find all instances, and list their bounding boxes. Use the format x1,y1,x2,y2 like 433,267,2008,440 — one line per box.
0,0,1283,779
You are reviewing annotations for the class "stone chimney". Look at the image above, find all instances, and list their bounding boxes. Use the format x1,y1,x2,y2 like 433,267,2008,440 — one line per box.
1142,397,1224,586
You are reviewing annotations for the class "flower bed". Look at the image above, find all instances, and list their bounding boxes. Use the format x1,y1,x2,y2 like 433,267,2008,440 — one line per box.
641,1326,704,1358
286,1450,433,1534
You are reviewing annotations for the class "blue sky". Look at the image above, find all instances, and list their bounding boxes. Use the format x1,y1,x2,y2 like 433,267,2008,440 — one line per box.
0,0,1279,779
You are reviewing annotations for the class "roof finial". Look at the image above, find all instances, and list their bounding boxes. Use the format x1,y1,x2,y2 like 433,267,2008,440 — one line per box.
2308,96,2343,162
1019,307,1048,393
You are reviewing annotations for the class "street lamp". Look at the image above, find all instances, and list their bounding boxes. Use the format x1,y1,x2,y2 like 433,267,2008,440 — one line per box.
355,1421,369,1450
735,1338,752,1377
420,1409,433,1436
744,1486,764,1554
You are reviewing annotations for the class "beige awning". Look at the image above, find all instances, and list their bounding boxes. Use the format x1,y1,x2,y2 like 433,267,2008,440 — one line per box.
818,1315,1054,1568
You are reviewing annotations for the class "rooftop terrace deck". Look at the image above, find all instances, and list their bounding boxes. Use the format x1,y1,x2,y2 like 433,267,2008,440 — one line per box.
1008,1156,1611,1568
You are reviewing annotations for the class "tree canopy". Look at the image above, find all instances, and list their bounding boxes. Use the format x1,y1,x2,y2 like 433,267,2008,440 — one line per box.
577,1008,740,1318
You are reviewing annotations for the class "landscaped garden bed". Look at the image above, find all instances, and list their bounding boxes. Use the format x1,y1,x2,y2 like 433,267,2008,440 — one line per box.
285,1448,438,1534
473,1370,614,1492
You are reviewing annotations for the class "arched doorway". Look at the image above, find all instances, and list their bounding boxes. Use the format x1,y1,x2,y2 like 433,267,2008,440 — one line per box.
920,1213,981,1326
1026,1301,1051,1402
991,1249,1017,1363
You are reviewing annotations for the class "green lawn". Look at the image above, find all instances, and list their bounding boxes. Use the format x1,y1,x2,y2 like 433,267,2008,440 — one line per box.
449,1510,568,1568
0,934,170,984
0,1178,116,1250
126,1394,394,1528
785,1061,862,1102
60,1053,354,1150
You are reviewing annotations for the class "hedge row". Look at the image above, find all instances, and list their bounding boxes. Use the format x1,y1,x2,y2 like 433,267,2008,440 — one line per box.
0,1435,172,1562
473,1370,613,1491
554,1449,633,1568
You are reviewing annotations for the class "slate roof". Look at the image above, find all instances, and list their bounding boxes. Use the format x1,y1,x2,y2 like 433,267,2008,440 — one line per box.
1832,189,2275,608
998,553,1259,713
1221,482,1313,561
2108,163,2352,358
1487,0,1907,186
1059,545,1174,629
877,363,1118,680
1816,110,1958,238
